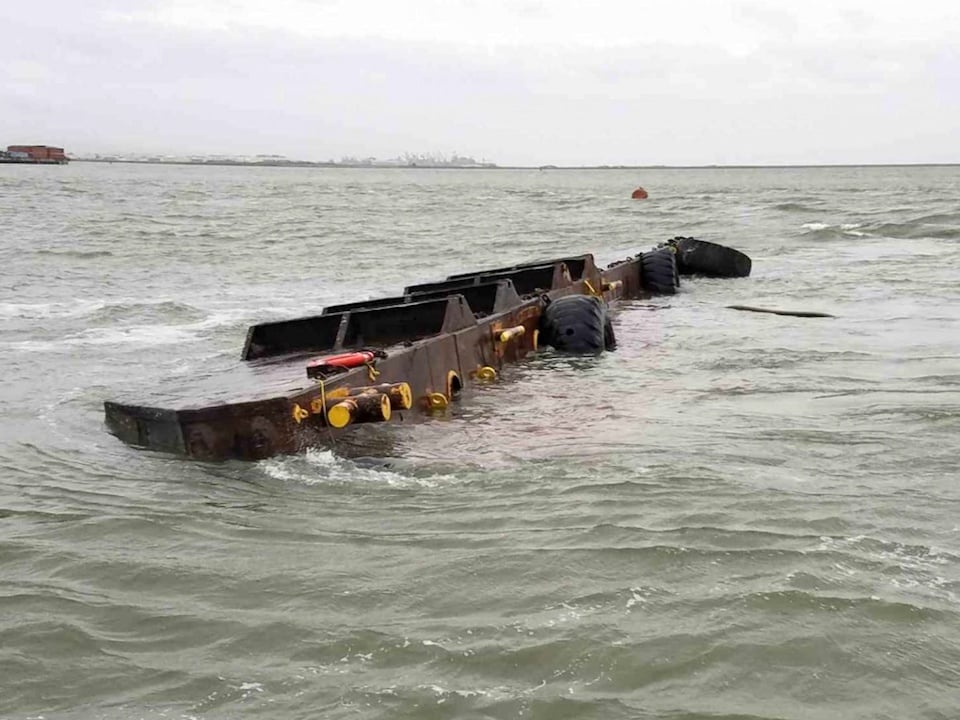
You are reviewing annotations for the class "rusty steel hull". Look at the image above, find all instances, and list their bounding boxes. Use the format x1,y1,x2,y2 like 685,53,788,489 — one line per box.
104,253,646,461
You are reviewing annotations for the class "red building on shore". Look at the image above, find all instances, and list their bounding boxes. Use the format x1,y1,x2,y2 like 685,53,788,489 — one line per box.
2,145,69,164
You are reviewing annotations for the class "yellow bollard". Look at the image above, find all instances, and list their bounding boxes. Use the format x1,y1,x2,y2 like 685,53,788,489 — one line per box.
326,393,392,428
348,382,413,411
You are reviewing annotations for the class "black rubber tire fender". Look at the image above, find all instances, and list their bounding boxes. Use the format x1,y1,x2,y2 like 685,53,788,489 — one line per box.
640,249,679,296
539,294,611,355
672,237,752,278
603,314,616,351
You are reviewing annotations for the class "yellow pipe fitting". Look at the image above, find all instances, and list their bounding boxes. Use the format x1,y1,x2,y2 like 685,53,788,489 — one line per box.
476,366,497,381
426,392,449,410
497,325,526,343
348,382,412,410
327,393,392,428
291,403,310,424
325,387,350,400
326,401,353,429
392,382,413,410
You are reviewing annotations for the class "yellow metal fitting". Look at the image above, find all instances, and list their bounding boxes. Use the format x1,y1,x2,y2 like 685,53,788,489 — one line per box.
476,366,497,381
349,382,412,410
393,382,413,410
602,280,623,292
427,392,449,410
378,393,392,421
327,401,353,429
497,325,526,343
291,404,310,424
532,328,539,351
584,279,602,297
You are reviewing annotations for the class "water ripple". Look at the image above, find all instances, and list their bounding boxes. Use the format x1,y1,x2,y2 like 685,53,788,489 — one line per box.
1,164,960,719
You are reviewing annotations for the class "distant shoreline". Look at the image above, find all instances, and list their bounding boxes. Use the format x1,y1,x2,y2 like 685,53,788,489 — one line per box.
69,158,960,170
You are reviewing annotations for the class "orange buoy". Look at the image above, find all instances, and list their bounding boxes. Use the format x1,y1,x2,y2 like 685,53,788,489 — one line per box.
631,187,649,200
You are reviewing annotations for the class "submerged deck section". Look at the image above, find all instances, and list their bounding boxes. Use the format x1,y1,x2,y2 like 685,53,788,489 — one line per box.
104,252,645,460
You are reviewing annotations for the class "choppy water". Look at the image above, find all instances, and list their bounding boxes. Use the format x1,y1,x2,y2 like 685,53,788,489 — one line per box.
2,163,959,719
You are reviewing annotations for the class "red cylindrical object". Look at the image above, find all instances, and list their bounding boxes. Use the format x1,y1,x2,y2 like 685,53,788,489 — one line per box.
320,351,375,369
306,351,376,377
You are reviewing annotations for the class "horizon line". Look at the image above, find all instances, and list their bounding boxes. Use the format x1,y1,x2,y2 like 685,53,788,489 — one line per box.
70,158,960,170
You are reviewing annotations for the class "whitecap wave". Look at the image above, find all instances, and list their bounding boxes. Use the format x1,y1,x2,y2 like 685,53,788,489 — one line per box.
258,448,446,489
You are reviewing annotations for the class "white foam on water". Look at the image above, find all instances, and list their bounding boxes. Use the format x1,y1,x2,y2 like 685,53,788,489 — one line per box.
191,305,270,330
0,300,106,320
3,300,265,353
424,684,492,699
815,534,959,605
8,324,200,352
841,223,870,237
536,602,587,629
626,587,649,608
258,448,446,490
257,458,305,483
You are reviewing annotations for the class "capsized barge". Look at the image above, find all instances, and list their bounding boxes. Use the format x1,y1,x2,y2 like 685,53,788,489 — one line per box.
103,238,751,461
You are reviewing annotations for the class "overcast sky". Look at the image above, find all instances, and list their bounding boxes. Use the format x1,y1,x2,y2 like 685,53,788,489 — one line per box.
3,0,958,166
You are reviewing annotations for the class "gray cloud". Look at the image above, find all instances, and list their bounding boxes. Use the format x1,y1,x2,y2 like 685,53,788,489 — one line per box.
2,0,958,164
